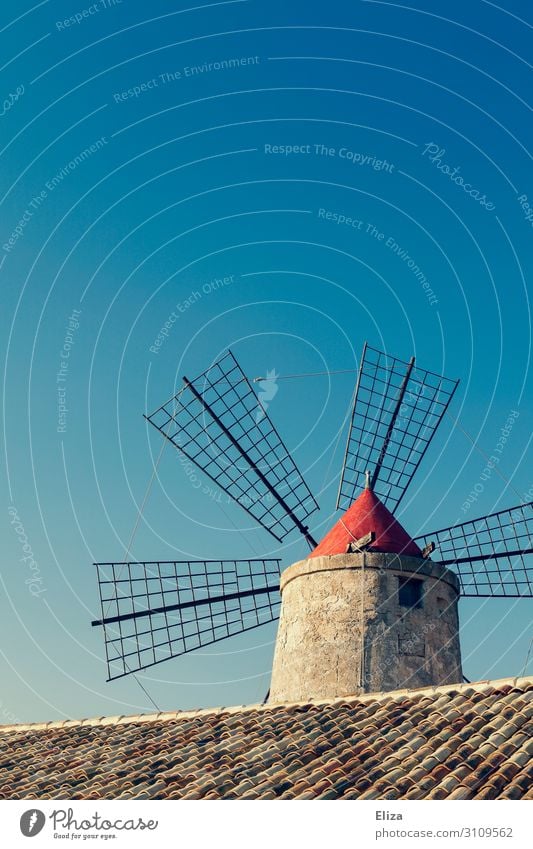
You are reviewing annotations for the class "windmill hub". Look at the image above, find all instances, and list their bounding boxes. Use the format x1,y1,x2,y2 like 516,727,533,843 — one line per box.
269,490,463,703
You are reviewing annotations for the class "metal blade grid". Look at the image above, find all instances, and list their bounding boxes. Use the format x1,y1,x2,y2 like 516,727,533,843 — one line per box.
337,344,459,513
93,559,281,680
146,351,318,542
416,503,533,597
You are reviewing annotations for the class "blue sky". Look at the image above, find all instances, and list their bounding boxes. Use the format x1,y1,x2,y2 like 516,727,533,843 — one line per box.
1,0,532,722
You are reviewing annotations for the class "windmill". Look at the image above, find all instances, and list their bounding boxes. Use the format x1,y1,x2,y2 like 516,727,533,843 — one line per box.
91,343,533,689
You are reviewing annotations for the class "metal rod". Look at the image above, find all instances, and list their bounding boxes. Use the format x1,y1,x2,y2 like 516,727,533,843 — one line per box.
91,584,280,627
336,341,367,511
393,373,459,513
93,558,281,566
183,376,318,548
369,356,415,492
102,616,281,682
415,501,533,538
144,413,285,543
459,593,532,598
359,550,366,690
438,547,533,566
253,368,359,382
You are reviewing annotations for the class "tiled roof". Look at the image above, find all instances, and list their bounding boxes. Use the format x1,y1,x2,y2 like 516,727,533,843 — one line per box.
0,678,531,800
310,488,422,558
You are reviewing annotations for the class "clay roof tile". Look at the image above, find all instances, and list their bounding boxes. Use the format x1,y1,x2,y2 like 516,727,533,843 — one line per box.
0,676,531,800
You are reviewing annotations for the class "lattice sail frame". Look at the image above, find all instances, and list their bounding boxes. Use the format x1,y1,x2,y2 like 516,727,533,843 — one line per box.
337,343,459,513
92,559,281,680
145,351,318,545
417,502,533,597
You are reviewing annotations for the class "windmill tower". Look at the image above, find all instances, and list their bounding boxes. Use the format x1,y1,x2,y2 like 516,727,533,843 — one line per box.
91,344,532,699
269,477,462,702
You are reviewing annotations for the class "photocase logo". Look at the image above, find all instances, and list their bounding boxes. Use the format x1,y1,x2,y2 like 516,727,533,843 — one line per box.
20,810,46,837
255,368,279,422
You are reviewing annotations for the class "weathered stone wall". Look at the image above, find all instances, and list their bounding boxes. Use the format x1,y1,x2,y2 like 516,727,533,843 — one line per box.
269,553,462,703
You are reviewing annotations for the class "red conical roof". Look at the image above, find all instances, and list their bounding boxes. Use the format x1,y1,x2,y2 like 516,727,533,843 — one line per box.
310,487,422,558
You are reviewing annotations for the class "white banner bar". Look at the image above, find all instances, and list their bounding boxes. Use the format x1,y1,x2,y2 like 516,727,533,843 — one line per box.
1,799,531,848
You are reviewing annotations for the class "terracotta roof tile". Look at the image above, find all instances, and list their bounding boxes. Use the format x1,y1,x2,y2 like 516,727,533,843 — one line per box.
0,677,531,799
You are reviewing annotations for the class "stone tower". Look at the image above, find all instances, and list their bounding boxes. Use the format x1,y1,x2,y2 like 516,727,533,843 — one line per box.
269,482,462,703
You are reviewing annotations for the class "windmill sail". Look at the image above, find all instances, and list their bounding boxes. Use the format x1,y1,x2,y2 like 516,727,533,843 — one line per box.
337,343,459,513
92,559,281,680
416,502,533,597
145,351,319,545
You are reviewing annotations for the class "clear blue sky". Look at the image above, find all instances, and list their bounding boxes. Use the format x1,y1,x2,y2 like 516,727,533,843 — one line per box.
1,0,531,723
